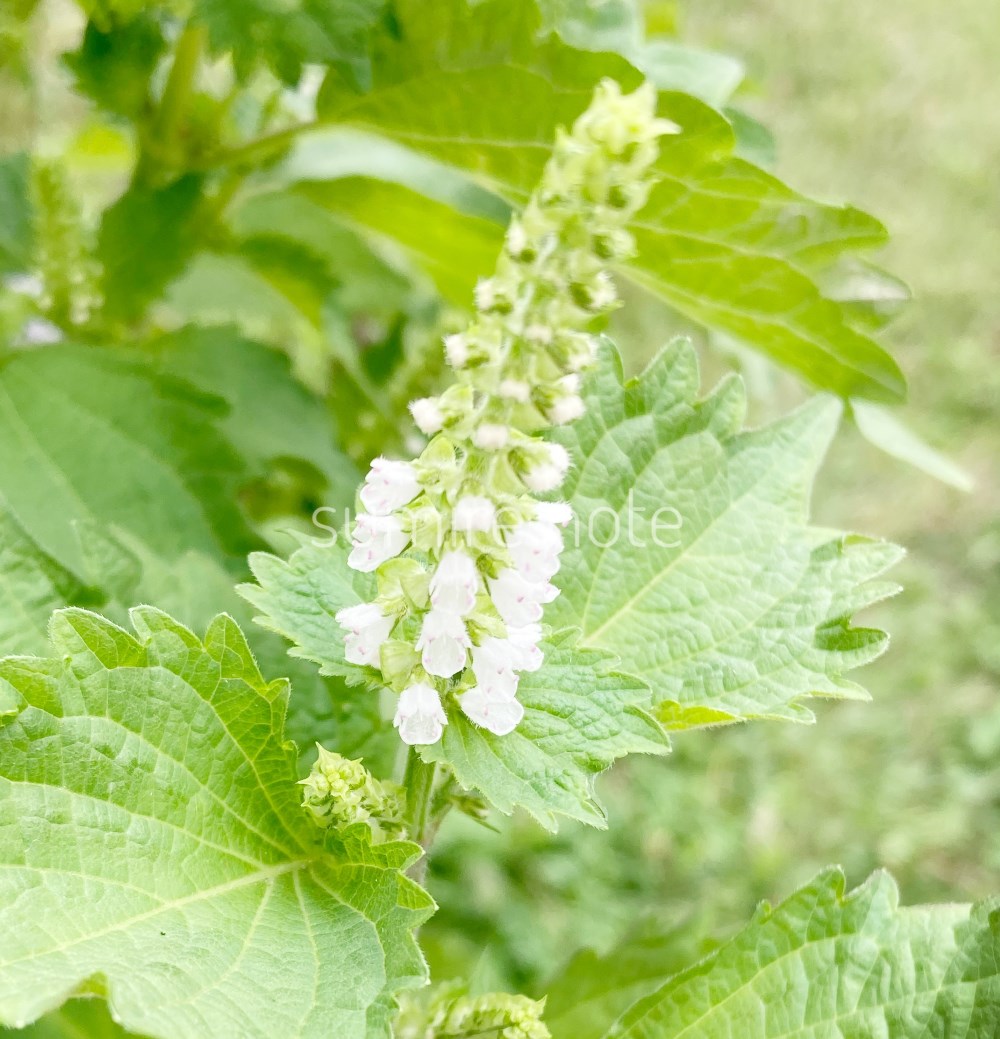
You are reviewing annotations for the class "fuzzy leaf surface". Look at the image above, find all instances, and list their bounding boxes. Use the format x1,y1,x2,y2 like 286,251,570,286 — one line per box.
550,340,903,725
606,869,1000,1038
0,608,432,1038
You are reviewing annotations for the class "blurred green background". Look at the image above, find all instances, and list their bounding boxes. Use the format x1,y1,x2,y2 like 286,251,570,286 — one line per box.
422,0,1000,992
2,0,997,1003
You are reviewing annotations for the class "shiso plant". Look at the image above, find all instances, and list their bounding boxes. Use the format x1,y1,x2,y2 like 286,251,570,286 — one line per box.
0,2,996,1038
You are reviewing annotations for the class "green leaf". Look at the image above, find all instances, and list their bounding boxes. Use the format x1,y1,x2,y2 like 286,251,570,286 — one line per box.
314,0,905,402
543,919,717,1039
0,607,433,1038
63,15,165,120
194,0,385,84
852,398,974,492
0,152,33,274
606,869,1000,1038
98,175,204,322
0,511,94,656
148,324,359,505
421,636,669,829
548,340,903,724
0,346,257,582
2,998,140,1037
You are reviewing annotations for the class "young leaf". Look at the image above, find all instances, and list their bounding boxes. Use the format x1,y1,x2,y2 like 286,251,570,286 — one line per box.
314,0,905,402
0,607,433,1038
606,869,1000,1038
548,340,903,725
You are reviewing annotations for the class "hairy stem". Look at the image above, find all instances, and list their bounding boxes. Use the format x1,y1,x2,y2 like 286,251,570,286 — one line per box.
403,750,439,884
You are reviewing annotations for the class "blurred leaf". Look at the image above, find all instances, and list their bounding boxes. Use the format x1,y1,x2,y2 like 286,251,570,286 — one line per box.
543,920,716,1039
0,607,432,1038
1,998,140,1037
0,152,33,274
852,398,975,492
194,0,385,84
149,324,359,505
63,15,164,120
98,174,204,321
608,869,1000,1038
0,346,256,581
296,177,503,306
0,511,95,656
724,106,776,167
314,0,905,401
549,340,904,723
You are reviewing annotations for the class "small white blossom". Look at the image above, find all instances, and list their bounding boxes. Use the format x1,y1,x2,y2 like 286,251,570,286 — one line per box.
549,395,585,425
410,397,444,435
460,686,524,735
348,513,409,572
19,318,63,346
534,501,573,526
499,378,531,402
506,221,529,258
474,278,497,311
335,602,395,667
508,623,544,672
453,495,496,533
525,323,553,345
4,273,43,298
394,683,448,745
522,442,571,493
488,568,557,626
473,423,510,450
417,608,471,677
444,332,470,368
471,639,521,698
507,521,564,583
430,550,479,615
589,271,618,310
359,457,420,515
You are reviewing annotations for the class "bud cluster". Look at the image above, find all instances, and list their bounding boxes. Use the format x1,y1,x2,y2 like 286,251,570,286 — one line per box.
337,80,673,745
396,986,550,1039
299,745,405,840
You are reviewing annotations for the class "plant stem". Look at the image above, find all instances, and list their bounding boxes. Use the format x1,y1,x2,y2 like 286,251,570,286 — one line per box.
134,21,207,185
403,749,438,884
198,120,321,170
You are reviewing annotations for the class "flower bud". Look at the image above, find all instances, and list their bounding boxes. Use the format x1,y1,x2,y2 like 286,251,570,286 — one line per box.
430,550,480,615
453,495,497,533
473,423,510,450
300,746,404,835
394,683,448,745
359,458,421,515
410,397,444,435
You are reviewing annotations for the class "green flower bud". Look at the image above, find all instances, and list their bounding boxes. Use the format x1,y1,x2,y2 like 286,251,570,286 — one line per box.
300,746,405,838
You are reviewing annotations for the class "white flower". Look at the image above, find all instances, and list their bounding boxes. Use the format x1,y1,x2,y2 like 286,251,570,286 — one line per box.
475,278,497,311
348,513,409,572
394,683,448,745
430,550,479,615
506,221,529,258
359,457,420,515
417,608,471,677
508,623,544,672
506,521,564,583
471,638,521,698
453,495,496,533
4,273,43,298
473,423,509,450
19,318,63,346
499,378,531,402
588,271,617,310
444,332,470,368
565,333,598,371
534,501,573,527
488,568,557,626
460,686,524,736
525,323,553,346
522,442,571,493
549,394,585,425
335,602,395,667
410,397,444,435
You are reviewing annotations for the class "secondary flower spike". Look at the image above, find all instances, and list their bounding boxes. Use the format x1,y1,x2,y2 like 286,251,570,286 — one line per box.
337,79,674,745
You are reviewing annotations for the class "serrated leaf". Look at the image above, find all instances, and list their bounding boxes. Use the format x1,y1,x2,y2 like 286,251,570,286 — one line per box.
98,175,204,322
0,607,433,1038
549,340,903,724
0,345,257,581
63,15,164,120
606,869,1000,1038
421,637,669,829
313,0,905,401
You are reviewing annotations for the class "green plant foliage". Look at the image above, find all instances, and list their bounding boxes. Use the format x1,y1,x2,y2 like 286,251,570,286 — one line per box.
0,607,432,1038
605,869,1000,1038
0,153,33,273
550,340,904,725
